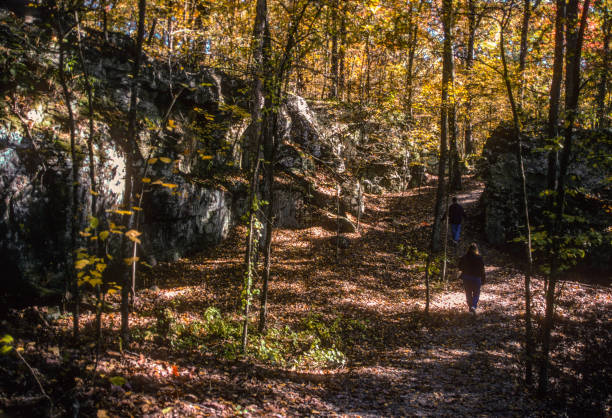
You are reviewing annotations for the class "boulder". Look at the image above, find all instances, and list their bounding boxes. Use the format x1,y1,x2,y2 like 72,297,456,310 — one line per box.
480,124,612,271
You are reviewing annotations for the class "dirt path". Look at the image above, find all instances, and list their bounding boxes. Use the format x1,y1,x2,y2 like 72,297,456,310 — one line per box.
127,178,610,416
6,178,609,417
140,180,533,415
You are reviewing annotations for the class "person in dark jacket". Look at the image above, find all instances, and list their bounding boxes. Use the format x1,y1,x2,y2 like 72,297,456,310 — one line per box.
458,242,486,313
444,197,465,244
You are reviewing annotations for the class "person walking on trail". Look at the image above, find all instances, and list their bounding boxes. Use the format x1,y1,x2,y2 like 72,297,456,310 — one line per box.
458,242,486,314
444,197,465,244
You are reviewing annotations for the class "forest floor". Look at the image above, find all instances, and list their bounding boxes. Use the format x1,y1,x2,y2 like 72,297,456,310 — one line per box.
2,177,611,417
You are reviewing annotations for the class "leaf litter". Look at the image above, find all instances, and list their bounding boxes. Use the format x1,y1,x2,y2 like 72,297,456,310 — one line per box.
1,178,610,416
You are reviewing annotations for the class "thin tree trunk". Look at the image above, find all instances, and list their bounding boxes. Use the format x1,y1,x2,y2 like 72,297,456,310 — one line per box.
55,11,81,339
102,0,109,42
257,0,313,332
464,0,477,155
449,92,461,191
432,0,453,252
596,6,610,129
338,2,346,99
258,132,274,332
518,0,531,106
242,0,269,353
499,13,535,387
405,0,421,120
546,0,566,199
242,159,261,352
335,183,341,261
75,10,102,348
329,0,339,98
539,0,590,395
424,253,431,315
120,0,147,346
258,21,275,332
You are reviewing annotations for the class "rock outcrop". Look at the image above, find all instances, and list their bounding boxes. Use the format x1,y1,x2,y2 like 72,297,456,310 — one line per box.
480,124,612,271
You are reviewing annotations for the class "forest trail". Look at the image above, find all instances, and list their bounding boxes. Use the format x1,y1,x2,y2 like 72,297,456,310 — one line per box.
124,176,606,417
17,178,608,417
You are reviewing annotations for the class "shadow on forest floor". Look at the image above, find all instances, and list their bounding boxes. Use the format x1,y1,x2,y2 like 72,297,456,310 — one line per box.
2,178,611,417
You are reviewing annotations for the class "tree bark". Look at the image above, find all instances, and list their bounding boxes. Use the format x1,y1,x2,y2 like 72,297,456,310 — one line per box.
120,0,147,346
499,12,535,387
539,0,590,395
258,0,314,332
464,0,478,156
75,10,102,347
338,2,347,99
596,5,610,129
242,0,268,352
405,0,422,120
518,0,531,106
432,0,453,252
55,9,81,339
546,0,566,197
329,0,339,99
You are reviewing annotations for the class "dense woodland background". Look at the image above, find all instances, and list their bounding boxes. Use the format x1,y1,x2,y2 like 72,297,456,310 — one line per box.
0,0,610,416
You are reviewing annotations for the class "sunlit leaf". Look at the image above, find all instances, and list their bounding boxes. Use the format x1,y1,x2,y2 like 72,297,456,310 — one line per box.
90,278,103,287
124,257,140,265
0,335,13,345
125,229,142,244
75,259,90,270
114,210,133,216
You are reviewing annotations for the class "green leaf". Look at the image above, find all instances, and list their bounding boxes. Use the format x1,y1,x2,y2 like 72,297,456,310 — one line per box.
1,345,12,354
108,376,126,386
0,335,13,345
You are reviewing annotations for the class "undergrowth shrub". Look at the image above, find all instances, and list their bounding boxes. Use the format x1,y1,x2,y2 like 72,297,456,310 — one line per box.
143,306,366,369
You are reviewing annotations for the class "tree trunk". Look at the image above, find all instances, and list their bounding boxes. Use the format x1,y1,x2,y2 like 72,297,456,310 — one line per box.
405,0,421,120
546,0,566,197
242,0,269,353
518,0,531,106
338,3,347,99
55,10,81,339
258,120,274,332
449,87,461,191
596,6,610,129
464,0,477,156
499,13,535,387
432,0,453,252
75,10,102,347
539,0,590,395
329,0,339,99
120,0,147,347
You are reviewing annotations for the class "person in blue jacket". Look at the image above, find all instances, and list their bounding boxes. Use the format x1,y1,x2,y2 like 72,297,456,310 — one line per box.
445,197,465,244
458,242,486,314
